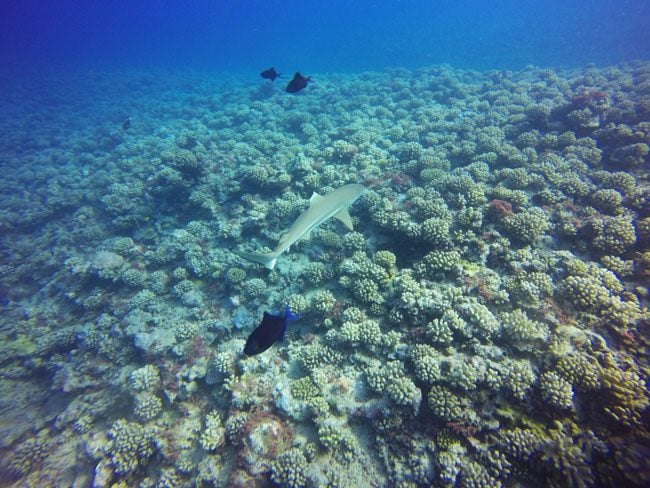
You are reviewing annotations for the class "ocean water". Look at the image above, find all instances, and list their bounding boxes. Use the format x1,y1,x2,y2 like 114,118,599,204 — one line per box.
1,1,649,487
2,0,650,71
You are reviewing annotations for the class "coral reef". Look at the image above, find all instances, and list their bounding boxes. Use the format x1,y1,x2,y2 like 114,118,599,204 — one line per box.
1,62,648,487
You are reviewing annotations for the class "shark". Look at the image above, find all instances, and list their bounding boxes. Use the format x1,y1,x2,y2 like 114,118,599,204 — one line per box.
232,183,364,270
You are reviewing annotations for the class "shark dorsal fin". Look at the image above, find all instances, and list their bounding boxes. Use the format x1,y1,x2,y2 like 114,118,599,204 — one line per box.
309,192,324,205
334,208,354,230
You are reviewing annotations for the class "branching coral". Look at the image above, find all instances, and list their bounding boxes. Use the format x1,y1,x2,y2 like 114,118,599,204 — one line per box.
199,411,225,452
538,371,574,410
365,360,422,413
105,419,156,475
270,448,309,488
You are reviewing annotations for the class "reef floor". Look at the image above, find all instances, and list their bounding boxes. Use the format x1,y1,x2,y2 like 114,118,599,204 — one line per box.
0,62,649,487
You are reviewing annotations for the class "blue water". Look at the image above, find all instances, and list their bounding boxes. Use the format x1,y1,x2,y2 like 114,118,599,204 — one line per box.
2,0,649,71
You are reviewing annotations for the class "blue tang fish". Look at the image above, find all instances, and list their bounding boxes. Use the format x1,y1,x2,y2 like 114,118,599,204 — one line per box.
244,305,300,356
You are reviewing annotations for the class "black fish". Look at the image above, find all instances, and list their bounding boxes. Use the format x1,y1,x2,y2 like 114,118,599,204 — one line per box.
260,67,280,81
122,117,131,130
286,72,311,93
244,305,300,356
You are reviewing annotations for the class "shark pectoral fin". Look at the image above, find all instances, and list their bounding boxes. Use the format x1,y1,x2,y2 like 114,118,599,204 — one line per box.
333,208,354,230
301,230,311,242
232,249,279,270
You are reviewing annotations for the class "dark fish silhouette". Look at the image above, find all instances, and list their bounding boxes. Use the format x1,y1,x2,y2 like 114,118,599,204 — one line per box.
286,72,311,93
122,117,131,130
244,305,300,356
260,67,280,81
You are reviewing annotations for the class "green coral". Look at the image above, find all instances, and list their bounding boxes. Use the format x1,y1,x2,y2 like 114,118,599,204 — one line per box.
502,207,550,244
295,344,341,373
437,448,464,485
457,298,500,339
460,460,500,488
291,376,322,401
318,229,343,249
386,375,422,412
206,351,235,384
339,251,390,283
311,289,336,315
538,371,574,410
272,192,306,218
500,309,548,348
610,142,649,167
339,316,382,345
225,267,246,285
304,262,332,285
420,217,450,245
199,411,225,452
105,419,156,475
445,356,484,391
436,429,462,450
503,271,553,308
561,275,612,312
129,364,160,391
366,360,422,412
121,268,148,288
8,430,50,475
591,188,623,215
592,217,636,255
129,289,157,310
427,308,464,344
174,322,199,342
455,206,484,228
555,353,602,391
426,317,454,345
157,468,183,488
604,171,636,196
559,175,593,198
286,293,308,315
341,231,366,253
539,421,605,488
415,250,461,277
339,251,389,304
350,278,384,304
600,255,633,278
374,250,397,272
491,186,528,207
498,427,540,461
149,270,169,294
427,385,469,422
600,359,649,428
270,448,308,488
317,423,356,458
411,344,442,384
503,358,536,401
134,392,162,421
160,148,200,172
241,278,266,299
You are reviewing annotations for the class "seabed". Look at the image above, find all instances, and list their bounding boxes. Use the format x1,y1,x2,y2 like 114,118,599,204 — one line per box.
0,63,649,487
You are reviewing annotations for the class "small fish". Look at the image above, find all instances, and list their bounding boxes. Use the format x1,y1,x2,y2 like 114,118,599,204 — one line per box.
244,305,300,356
122,117,131,130
260,67,281,81
286,72,311,93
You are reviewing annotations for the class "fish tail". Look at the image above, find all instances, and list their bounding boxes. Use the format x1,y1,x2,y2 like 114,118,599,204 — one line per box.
232,249,279,270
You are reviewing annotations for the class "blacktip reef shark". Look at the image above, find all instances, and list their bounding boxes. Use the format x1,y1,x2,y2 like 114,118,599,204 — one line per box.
233,183,364,270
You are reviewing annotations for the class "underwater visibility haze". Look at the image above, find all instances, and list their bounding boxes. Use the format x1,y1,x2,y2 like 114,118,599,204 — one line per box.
1,1,649,487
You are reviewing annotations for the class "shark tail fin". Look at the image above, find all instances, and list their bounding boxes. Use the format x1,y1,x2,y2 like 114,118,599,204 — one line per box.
232,249,279,270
